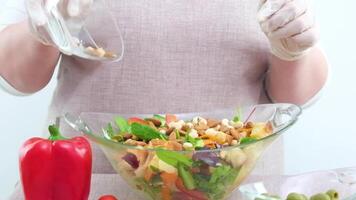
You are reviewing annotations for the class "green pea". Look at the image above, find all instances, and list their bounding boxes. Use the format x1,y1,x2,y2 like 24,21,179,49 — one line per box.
326,189,339,200
287,193,308,200
310,193,331,200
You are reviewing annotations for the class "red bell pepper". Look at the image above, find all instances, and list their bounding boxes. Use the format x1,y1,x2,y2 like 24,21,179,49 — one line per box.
19,125,92,200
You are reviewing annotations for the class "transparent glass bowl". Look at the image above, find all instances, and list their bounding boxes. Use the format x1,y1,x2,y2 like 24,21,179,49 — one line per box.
75,103,302,200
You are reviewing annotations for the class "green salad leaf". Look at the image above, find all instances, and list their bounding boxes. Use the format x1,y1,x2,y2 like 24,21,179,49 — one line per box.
240,137,258,144
130,123,167,141
156,150,192,167
114,117,130,133
178,162,196,190
194,165,240,199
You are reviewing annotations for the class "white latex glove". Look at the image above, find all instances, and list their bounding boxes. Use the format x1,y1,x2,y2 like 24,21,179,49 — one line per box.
258,0,319,61
25,0,93,45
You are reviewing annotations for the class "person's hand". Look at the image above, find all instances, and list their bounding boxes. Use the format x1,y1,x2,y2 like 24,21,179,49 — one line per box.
25,0,93,45
258,0,319,61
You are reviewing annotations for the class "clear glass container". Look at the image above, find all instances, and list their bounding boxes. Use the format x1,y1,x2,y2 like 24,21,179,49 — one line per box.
66,103,302,200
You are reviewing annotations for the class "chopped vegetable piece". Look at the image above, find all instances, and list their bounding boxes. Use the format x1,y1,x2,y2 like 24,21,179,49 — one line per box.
122,153,139,169
192,152,220,167
131,123,167,141
98,194,119,200
161,185,172,200
240,137,258,144
156,150,193,168
160,172,178,188
153,114,166,126
128,117,149,125
144,168,154,182
166,114,178,124
178,162,196,190
186,135,204,148
115,117,130,133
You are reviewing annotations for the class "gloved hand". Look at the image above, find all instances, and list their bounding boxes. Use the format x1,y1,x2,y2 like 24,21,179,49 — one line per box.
258,0,319,61
25,0,93,45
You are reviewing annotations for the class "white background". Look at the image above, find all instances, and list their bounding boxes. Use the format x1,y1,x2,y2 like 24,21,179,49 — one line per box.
1,0,356,199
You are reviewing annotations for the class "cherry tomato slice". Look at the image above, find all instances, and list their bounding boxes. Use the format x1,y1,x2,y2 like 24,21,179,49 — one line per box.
98,194,118,200
166,114,178,124
128,117,148,125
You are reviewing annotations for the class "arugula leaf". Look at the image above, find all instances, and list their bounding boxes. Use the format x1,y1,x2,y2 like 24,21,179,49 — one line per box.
240,137,258,144
156,150,192,168
114,117,130,133
130,123,167,141
153,114,166,126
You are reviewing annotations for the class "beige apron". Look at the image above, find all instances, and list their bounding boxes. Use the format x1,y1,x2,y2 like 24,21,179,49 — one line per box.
10,0,284,199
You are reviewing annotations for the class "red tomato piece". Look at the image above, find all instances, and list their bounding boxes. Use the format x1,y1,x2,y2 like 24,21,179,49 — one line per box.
98,194,118,200
128,117,148,125
166,114,178,124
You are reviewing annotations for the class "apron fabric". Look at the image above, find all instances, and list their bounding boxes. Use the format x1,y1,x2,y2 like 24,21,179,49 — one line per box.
10,0,285,199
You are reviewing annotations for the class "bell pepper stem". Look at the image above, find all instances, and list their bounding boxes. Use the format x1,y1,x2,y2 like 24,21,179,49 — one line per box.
48,125,67,141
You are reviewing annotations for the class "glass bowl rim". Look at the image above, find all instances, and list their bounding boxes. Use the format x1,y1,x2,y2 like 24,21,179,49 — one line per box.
78,103,302,153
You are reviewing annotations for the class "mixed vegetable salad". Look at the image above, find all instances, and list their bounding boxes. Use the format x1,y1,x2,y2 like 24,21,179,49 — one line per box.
103,113,274,200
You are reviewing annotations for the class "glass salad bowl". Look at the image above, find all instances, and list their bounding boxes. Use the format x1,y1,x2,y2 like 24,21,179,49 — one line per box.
64,103,302,200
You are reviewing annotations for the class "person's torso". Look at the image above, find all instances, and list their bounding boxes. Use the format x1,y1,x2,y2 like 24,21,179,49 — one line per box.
47,0,273,173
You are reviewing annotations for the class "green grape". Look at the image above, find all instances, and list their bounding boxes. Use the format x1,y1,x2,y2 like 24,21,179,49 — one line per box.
287,193,308,200
326,189,339,200
310,193,331,200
